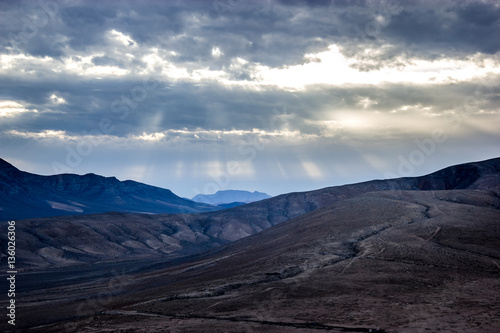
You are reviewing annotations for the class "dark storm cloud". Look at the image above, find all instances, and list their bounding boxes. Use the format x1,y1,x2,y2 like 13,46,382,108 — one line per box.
4,0,499,62
1,0,499,196
458,2,500,27
383,1,500,54
1,68,294,137
2,0,342,67
58,5,116,52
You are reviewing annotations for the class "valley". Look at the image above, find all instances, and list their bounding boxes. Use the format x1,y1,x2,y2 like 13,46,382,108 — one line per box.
0,158,499,332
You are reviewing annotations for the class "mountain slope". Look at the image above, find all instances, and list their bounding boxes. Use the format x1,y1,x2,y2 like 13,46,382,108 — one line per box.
192,156,500,241
118,189,500,332
3,157,499,271
14,189,500,332
0,158,218,220
192,190,271,205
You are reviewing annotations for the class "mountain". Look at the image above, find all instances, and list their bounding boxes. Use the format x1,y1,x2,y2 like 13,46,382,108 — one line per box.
192,190,272,205
0,158,218,220
215,201,248,209
101,190,500,332
11,179,500,331
2,157,499,272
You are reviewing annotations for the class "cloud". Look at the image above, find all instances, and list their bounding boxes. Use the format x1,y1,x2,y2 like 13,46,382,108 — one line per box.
252,45,500,90
49,94,66,105
1,0,499,197
382,1,500,54
0,100,36,117
4,129,68,140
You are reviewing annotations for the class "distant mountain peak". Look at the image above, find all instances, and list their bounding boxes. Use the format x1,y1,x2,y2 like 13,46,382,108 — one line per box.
0,159,220,220
192,189,272,205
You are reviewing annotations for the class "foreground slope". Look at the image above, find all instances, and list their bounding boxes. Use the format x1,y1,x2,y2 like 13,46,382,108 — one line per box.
3,157,499,270
0,158,217,220
14,189,500,332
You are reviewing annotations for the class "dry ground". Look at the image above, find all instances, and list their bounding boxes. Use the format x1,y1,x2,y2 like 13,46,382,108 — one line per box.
5,189,499,332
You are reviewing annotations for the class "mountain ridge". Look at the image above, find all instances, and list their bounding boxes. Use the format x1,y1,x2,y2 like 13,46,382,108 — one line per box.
192,189,272,205
2,157,498,271
0,158,219,220
6,160,500,333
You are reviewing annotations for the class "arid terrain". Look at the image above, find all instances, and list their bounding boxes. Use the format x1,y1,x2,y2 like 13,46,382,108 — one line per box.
2,158,499,270
3,0,500,331
1,158,499,332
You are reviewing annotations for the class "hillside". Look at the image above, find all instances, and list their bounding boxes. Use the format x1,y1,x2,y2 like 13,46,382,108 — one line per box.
12,188,500,332
0,158,218,220
2,157,499,271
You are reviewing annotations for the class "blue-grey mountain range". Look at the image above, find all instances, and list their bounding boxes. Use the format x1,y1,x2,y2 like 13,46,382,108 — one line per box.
192,190,272,205
1,156,498,272
0,158,219,220
2,157,500,332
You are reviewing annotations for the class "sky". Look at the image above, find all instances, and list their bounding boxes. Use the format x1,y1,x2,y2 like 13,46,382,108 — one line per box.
1,0,499,198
